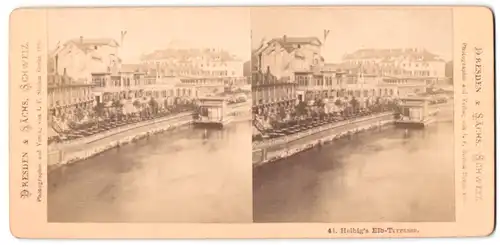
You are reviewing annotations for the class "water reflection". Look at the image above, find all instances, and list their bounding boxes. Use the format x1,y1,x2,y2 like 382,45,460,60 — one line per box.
48,121,252,223
254,113,455,223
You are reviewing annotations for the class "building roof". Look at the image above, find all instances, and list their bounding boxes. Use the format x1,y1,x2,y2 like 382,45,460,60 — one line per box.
269,36,322,47
255,36,322,55
70,38,119,47
343,48,444,62
47,74,92,89
120,64,145,73
49,38,119,60
52,38,119,55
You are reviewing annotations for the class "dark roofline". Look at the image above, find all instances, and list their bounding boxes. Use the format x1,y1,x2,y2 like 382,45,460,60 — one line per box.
48,83,93,89
269,36,322,46
68,38,120,47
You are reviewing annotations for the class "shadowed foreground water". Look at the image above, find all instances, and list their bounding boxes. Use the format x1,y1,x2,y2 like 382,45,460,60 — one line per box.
48,121,252,223
254,110,455,223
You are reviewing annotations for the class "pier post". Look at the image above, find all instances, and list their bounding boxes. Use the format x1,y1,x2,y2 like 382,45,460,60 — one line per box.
262,148,268,162
59,150,63,164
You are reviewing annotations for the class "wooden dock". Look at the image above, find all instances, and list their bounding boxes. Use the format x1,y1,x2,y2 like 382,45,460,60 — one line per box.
193,97,230,128
395,96,436,128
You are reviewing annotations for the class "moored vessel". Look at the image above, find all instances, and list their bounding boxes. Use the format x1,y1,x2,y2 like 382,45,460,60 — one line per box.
395,96,437,129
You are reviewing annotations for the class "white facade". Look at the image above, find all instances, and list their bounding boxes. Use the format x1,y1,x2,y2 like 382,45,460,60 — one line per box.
343,48,447,80
52,38,120,83
140,48,244,78
256,36,323,81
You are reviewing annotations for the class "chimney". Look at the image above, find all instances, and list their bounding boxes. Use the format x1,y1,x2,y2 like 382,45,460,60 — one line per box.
80,36,83,44
283,35,287,42
61,68,67,84
55,55,59,74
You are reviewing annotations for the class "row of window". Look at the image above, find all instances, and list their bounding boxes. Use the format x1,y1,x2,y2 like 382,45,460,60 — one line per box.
48,87,93,108
144,60,234,68
101,88,195,102
401,62,431,68
296,75,342,86
93,76,158,87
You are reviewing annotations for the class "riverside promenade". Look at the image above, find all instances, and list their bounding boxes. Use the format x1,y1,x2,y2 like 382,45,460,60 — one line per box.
48,102,251,171
252,112,396,167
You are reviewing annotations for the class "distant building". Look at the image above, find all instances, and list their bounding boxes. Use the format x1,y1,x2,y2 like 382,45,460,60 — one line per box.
91,67,197,109
180,77,226,97
342,48,447,84
48,72,94,122
382,77,427,97
49,37,121,83
294,63,346,103
140,48,244,78
252,69,297,115
253,36,324,81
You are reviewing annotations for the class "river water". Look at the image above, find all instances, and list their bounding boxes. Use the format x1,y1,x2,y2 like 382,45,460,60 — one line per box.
48,120,252,223
253,105,455,223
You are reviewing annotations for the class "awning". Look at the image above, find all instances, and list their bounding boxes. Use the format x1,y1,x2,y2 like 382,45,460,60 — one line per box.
253,126,262,136
48,126,59,138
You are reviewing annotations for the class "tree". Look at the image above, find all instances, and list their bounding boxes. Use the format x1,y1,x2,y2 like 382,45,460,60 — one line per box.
93,103,105,118
192,105,201,120
133,99,141,110
350,97,360,114
112,99,123,121
132,99,141,118
335,99,342,107
74,107,85,122
163,99,170,110
295,101,307,117
149,97,159,115
278,107,287,120
112,99,122,110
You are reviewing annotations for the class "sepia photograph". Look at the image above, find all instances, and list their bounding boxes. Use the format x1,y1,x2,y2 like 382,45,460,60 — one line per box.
7,5,496,239
45,8,253,223
251,8,456,223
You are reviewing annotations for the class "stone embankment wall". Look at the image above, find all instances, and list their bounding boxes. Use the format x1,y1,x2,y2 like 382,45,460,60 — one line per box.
48,102,252,172
252,112,395,167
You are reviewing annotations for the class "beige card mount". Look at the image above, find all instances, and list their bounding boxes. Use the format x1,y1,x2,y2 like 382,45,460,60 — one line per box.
9,6,495,238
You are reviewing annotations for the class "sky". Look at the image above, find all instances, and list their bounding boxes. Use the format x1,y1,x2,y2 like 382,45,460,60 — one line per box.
47,8,453,65
47,7,251,63
251,7,453,63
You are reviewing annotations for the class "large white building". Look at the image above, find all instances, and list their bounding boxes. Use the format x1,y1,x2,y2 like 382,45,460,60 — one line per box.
342,48,448,83
140,48,244,78
49,37,121,83
254,36,324,81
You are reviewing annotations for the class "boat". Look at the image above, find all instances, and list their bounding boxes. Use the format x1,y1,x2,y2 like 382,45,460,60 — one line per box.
193,97,231,129
395,116,436,129
395,96,437,129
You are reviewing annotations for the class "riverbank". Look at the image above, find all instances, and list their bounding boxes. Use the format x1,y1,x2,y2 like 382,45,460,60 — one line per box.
48,118,194,173
252,102,454,168
48,102,251,173
252,112,396,167
253,109,455,223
